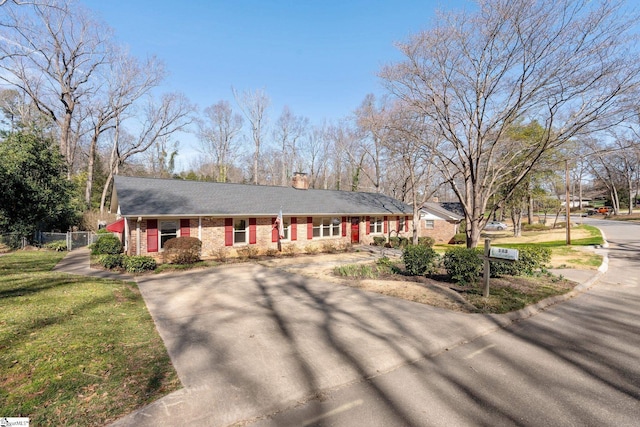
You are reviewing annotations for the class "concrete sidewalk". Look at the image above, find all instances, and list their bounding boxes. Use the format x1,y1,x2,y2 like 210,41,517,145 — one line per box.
107,250,608,427
52,247,135,281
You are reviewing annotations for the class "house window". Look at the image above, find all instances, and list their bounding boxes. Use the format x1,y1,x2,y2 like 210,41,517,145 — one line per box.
313,217,341,238
281,218,290,240
159,221,177,249
399,217,405,232
425,219,435,230
369,217,383,234
234,218,247,244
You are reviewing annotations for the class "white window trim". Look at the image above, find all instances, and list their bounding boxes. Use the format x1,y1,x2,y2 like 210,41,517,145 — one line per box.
312,217,341,239
369,217,384,234
234,218,249,246
159,220,178,250
424,219,435,230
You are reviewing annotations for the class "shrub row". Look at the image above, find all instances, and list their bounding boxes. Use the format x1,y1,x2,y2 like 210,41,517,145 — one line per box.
442,246,552,284
97,254,157,273
373,236,435,248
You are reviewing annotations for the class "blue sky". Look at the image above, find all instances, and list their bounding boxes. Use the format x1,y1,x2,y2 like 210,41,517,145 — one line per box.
81,0,472,168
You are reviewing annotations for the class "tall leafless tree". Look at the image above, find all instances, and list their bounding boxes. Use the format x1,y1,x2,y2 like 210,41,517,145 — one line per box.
272,106,308,186
84,51,165,207
0,0,111,176
233,87,269,185
197,100,244,183
381,0,640,247
99,92,195,212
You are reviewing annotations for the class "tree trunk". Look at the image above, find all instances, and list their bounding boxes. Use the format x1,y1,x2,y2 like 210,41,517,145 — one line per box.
85,129,99,209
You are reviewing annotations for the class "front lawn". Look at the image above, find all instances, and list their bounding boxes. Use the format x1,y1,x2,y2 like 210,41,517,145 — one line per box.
332,224,606,314
0,251,179,426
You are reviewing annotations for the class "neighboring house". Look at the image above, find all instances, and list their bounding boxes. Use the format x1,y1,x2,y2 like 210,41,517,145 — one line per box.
110,174,415,260
559,195,592,208
418,202,464,243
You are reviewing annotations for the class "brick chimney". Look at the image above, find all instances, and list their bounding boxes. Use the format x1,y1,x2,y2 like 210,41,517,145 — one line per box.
292,172,309,190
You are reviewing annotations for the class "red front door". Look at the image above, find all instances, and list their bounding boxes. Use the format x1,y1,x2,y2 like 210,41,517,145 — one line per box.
351,217,360,243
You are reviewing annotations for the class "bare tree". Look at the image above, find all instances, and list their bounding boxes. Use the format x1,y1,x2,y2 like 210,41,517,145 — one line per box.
385,101,442,243
0,0,112,175
99,92,195,212
353,94,391,193
197,100,244,182
233,87,269,185
84,51,165,207
381,0,640,247
272,106,308,186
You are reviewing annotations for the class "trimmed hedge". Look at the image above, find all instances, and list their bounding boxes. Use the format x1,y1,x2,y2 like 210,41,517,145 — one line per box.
99,254,124,269
163,236,202,264
373,236,386,246
402,244,439,276
443,247,483,284
91,233,122,255
123,256,157,273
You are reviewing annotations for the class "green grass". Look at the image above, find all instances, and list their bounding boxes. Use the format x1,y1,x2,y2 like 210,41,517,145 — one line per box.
334,263,379,279
0,251,179,426
463,277,573,313
490,224,604,248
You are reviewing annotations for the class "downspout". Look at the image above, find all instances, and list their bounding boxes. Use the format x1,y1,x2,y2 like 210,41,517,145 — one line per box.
136,217,141,256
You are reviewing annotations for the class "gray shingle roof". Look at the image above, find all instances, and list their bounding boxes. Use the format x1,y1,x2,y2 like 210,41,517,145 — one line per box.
420,202,464,221
113,175,412,217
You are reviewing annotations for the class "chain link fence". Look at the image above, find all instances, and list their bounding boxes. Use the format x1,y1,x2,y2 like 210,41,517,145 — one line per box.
35,231,97,251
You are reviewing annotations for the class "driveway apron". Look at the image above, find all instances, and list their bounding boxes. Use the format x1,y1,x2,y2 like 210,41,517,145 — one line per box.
110,262,519,427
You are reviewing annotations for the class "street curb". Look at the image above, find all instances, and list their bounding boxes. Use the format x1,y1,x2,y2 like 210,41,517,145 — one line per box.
494,231,610,325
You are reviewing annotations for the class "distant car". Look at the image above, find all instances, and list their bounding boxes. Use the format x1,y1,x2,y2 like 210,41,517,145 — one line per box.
597,206,612,214
484,221,508,231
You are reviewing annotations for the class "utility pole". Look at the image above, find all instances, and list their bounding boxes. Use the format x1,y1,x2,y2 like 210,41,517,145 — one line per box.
565,159,571,245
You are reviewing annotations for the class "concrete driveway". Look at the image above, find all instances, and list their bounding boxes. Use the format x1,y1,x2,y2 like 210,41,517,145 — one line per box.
114,264,520,426
110,259,600,427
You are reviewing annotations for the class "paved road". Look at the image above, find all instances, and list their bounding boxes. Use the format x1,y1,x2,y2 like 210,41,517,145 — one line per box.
248,218,640,426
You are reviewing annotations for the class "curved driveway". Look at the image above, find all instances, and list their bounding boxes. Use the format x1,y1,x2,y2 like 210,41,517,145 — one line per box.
110,218,639,427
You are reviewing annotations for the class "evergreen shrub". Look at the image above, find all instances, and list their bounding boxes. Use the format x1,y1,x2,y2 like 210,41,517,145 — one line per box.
123,256,156,273
402,244,438,276
443,247,483,284
91,233,122,255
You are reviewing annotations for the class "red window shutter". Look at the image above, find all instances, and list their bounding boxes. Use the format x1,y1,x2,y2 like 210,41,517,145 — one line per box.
180,219,190,237
225,218,233,246
366,216,370,235
342,217,347,237
307,217,313,240
384,216,388,234
147,219,158,253
291,217,297,241
249,218,257,244
405,216,409,232
272,217,278,242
